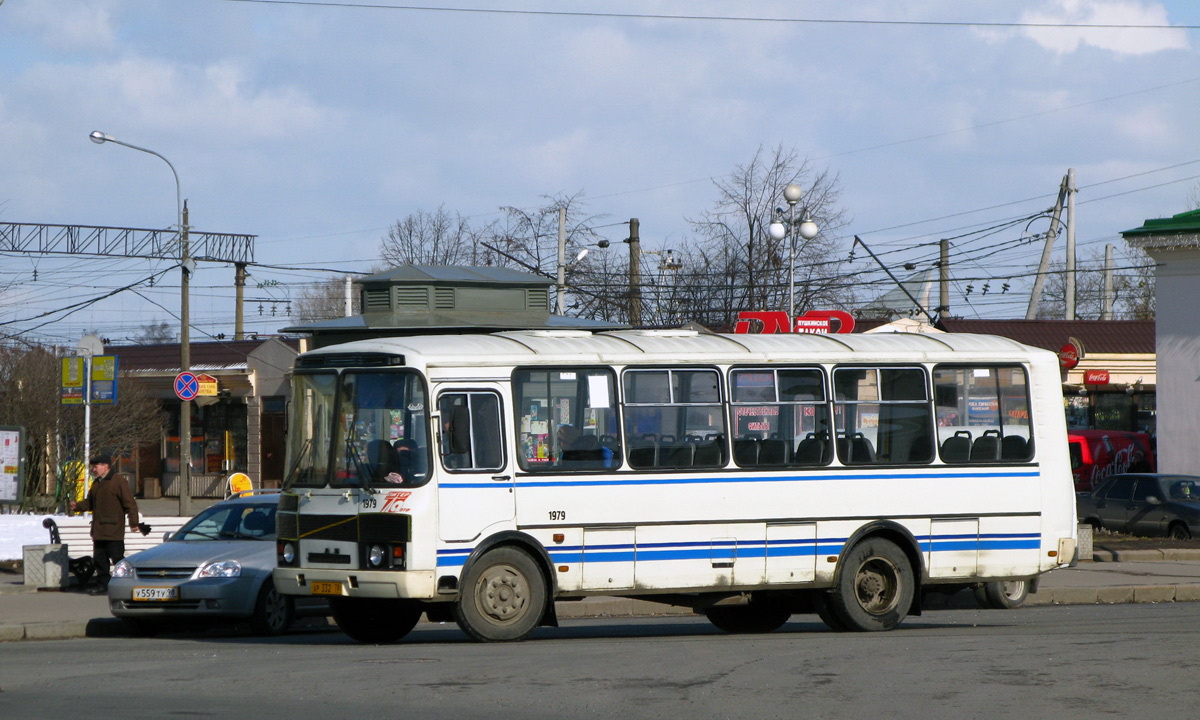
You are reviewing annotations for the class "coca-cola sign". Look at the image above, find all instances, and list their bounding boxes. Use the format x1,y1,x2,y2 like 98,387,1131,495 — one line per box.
1084,369,1111,385
1059,342,1080,370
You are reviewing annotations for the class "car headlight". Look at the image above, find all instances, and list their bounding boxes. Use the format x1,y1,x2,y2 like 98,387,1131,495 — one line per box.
112,560,134,578
197,560,242,578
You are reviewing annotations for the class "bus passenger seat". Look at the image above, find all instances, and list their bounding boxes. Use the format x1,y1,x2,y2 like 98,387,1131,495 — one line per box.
940,431,972,463
794,434,827,464
1001,435,1029,460
733,437,760,466
970,430,1002,462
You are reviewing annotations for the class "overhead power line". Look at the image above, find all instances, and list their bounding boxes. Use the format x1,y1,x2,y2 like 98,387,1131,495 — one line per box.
211,1,1200,30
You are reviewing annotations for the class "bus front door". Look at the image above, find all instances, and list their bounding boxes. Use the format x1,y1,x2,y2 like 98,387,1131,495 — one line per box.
435,388,516,542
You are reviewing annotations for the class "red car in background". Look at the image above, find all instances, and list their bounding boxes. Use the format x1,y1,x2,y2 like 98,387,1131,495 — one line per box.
1069,430,1155,492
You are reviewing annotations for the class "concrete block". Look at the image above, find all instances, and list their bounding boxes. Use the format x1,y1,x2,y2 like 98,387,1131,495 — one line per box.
1173,585,1200,602
1133,585,1177,604
23,621,87,641
0,624,26,641
22,544,69,590
1076,524,1092,561
1094,587,1136,604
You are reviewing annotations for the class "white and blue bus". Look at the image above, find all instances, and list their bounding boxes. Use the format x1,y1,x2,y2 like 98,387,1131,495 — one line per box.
273,328,1077,642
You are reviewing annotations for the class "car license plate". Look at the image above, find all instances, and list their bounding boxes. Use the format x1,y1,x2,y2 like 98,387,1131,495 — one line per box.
310,581,344,596
132,587,178,601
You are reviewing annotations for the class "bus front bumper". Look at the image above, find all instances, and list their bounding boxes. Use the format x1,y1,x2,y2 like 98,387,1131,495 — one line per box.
273,568,437,600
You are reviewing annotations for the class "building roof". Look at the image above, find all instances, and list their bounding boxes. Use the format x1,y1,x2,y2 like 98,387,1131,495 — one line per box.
358,265,550,285
855,318,1155,354
1122,208,1200,238
109,338,300,372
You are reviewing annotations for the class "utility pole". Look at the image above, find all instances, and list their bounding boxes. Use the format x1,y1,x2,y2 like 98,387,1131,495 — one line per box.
556,207,567,314
179,201,192,517
234,263,247,340
345,275,354,316
939,239,950,317
625,218,642,326
1026,174,1068,320
1102,244,1115,320
1065,168,1077,320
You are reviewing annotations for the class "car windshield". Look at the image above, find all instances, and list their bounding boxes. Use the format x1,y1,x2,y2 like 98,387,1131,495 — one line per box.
173,503,277,541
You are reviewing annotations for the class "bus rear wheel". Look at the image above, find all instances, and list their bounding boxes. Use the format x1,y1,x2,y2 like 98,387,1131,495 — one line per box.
974,579,1029,609
454,546,547,642
828,537,914,632
331,597,421,644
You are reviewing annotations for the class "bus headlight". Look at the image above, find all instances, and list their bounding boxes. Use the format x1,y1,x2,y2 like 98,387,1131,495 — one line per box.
279,541,296,565
367,544,386,568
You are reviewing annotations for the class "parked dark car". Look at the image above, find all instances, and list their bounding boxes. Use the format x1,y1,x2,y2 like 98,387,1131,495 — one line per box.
1077,473,1200,539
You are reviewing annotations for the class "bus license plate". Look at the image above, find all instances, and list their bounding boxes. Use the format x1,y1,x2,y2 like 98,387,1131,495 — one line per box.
132,587,178,601
310,581,344,596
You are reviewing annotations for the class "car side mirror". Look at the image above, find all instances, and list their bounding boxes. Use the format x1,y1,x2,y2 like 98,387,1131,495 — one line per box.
1146,496,1161,506
163,531,173,541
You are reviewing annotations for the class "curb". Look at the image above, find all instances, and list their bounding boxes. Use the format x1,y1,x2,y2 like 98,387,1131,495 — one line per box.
6,586,1200,642
1092,548,1200,562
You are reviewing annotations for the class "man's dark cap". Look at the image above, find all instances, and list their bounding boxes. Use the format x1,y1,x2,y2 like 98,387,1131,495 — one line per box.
89,453,112,466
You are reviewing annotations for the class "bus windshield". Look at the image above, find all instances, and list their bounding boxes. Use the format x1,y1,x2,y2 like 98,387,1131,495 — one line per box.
284,372,337,489
333,370,430,488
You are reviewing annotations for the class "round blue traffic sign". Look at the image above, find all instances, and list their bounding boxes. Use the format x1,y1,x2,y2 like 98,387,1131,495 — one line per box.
174,371,199,401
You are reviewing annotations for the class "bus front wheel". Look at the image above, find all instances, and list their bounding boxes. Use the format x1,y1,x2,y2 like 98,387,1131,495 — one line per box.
331,597,421,644
828,537,914,632
454,546,547,642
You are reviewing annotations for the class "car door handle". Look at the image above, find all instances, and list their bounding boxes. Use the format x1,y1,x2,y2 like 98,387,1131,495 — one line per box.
491,475,511,482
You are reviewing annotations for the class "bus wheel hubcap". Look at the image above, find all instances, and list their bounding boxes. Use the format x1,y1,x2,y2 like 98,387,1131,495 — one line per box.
479,564,527,622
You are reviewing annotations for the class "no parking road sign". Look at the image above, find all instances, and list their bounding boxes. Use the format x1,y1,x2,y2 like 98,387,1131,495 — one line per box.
174,371,199,401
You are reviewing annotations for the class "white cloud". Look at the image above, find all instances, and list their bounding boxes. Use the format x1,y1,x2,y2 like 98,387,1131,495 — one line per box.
10,0,118,52
1020,1,1189,55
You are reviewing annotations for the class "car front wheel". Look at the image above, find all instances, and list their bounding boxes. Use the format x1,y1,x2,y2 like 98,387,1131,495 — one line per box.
251,579,295,636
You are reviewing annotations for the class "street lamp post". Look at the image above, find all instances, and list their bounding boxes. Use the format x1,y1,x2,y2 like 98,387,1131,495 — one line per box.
769,183,820,324
89,131,192,516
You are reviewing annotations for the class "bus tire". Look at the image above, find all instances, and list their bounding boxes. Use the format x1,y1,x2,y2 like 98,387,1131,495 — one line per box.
454,546,546,642
331,597,421,644
813,593,850,632
704,596,792,634
828,537,913,632
974,580,1029,610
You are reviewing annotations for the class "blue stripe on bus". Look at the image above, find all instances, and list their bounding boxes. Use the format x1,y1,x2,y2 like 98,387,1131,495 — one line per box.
435,533,1042,567
437,470,1041,490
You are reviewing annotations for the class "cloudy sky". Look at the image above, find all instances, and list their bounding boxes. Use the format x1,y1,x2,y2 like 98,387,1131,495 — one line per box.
1,0,1197,345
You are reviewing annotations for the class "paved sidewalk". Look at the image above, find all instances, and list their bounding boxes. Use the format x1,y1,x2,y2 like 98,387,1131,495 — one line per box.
5,550,1200,642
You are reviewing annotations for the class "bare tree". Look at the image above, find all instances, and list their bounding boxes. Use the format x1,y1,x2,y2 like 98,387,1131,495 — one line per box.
685,145,854,329
380,205,496,266
293,277,361,324
1037,244,1155,320
0,344,161,510
132,321,176,344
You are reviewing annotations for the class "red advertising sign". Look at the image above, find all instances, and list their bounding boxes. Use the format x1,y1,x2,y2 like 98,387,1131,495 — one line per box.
1084,369,1110,385
1058,342,1080,370
733,310,855,334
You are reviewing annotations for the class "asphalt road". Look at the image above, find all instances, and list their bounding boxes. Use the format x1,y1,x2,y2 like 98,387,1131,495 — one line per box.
3,604,1198,720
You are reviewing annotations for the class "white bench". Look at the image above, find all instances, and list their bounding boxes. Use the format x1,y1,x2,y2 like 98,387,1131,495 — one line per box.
44,515,189,559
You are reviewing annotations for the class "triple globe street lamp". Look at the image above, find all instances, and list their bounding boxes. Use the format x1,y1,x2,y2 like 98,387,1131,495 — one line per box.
768,183,819,322
89,130,193,515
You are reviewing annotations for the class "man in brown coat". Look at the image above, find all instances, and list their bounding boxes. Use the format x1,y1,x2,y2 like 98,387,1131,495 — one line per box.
70,454,140,594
